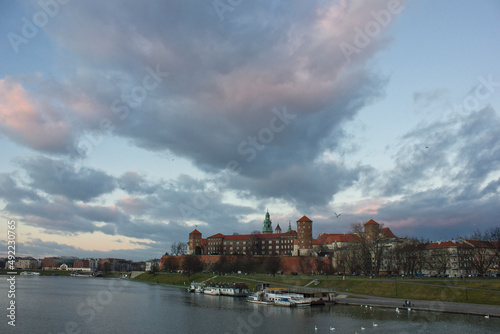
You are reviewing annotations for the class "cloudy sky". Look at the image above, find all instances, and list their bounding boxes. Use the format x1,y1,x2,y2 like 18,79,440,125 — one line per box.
1,0,499,261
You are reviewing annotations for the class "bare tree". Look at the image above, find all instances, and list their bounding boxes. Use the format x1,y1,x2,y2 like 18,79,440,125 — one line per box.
390,238,423,276
264,256,282,277
150,260,160,274
426,248,450,276
171,242,188,256
177,242,187,255
182,255,203,277
299,256,312,275
248,231,262,256
171,242,179,255
462,230,497,276
350,222,387,275
162,256,179,272
214,255,233,274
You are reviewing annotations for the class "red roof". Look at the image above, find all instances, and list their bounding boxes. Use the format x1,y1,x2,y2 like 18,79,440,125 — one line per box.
207,233,224,238
463,239,496,248
364,219,379,225
316,233,360,244
380,227,397,238
297,215,312,222
427,240,470,249
189,229,202,235
207,231,297,240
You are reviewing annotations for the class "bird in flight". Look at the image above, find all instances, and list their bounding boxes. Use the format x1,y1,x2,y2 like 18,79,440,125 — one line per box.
334,212,341,218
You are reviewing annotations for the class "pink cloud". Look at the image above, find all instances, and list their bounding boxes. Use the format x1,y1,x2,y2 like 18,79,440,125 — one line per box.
0,78,73,152
116,195,151,215
345,198,386,215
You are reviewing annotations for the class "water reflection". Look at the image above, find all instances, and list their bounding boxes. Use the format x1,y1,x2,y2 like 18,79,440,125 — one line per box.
0,276,497,334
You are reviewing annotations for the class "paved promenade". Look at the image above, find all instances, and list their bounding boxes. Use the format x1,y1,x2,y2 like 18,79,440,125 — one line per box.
333,292,500,318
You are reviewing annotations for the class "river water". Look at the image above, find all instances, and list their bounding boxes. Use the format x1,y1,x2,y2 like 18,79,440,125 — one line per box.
0,276,498,333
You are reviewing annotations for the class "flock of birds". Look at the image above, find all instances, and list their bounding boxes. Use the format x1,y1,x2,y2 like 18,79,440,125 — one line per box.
311,305,491,332
314,322,378,332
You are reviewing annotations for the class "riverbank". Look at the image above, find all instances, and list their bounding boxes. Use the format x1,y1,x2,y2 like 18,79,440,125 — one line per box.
332,293,500,318
135,273,500,317
133,272,500,305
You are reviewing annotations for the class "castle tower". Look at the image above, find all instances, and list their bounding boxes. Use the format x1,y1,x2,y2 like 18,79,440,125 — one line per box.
274,224,282,234
188,229,202,255
262,211,273,234
296,215,313,253
364,219,380,239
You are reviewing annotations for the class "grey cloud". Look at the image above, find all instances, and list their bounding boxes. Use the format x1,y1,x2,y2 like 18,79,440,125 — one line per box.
0,173,42,202
118,171,159,195
361,105,500,240
18,155,117,201
413,88,447,108
231,161,368,210
18,1,398,203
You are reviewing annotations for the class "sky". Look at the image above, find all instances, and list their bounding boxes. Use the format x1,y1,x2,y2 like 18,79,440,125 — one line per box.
0,0,499,261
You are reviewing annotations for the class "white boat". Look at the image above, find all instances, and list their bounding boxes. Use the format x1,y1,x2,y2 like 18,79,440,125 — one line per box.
290,295,312,307
247,288,313,307
203,287,221,295
20,271,41,276
187,282,205,293
273,296,296,307
70,271,93,277
219,282,250,297
247,291,274,305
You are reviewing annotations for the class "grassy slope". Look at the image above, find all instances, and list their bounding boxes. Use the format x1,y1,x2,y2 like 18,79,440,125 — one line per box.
133,272,500,305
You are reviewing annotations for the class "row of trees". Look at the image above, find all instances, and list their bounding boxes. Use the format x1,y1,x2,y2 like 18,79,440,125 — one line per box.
162,255,285,277
331,225,499,277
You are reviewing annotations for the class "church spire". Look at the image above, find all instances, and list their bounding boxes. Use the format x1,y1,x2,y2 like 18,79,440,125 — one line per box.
287,220,292,232
262,210,273,234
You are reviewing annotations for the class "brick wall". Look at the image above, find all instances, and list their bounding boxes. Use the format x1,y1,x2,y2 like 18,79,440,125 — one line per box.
160,254,332,274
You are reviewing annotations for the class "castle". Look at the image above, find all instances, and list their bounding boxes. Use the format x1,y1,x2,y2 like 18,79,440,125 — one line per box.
187,212,315,256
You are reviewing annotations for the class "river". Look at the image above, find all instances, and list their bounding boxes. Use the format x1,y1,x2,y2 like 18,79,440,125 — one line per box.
1,276,498,333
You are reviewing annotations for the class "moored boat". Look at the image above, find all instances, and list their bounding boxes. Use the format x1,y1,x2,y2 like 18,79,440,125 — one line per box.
20,271,41,276
246,288,312,307
187,282,205,293
70,271,93,277
219,282,250,297
203,286,221,295
247,291,274,305
273,296,296,307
